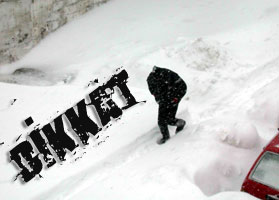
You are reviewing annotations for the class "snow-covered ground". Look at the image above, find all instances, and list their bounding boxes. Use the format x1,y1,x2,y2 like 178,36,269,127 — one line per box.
1,0,279,199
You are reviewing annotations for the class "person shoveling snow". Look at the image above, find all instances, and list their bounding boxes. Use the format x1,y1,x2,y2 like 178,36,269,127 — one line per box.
147,66,187,144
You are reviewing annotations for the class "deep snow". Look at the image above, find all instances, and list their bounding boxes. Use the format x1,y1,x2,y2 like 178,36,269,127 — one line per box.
1,0,279,199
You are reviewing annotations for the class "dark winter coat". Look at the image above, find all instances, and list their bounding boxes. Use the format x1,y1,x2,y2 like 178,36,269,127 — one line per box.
147,66,187,104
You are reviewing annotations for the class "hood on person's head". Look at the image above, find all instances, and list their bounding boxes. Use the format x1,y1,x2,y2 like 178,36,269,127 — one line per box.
152,66,159,72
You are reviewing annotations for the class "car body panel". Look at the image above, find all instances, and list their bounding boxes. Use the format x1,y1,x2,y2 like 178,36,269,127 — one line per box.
242,133,279,199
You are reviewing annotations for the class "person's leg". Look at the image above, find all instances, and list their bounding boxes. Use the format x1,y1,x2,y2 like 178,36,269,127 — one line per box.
158,103,170,139
166,102,179,126
167,101,186,133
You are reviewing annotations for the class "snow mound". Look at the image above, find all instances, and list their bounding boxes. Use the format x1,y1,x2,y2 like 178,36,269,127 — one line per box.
194,156,242,196
217,121,260,149
209,191,259,200
197,117,260,149
191,117,262,196
164,38,232,71
248,74,279,135
0,67,75,86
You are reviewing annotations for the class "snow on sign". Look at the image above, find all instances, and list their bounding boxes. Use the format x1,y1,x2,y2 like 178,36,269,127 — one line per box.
8,69,142,183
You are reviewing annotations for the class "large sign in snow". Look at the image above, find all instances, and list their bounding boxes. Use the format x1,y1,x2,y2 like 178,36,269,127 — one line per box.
8,69,141,183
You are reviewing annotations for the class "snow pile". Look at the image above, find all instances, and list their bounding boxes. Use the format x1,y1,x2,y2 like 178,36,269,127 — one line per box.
187,117,261,196
247,62,279,136
164,38,232,71
208,192,261,200
217,120,259,149
0,67,74,86
194,156,243,196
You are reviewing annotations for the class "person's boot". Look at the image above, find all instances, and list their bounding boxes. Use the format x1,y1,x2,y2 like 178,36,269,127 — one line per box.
175,119,186,134
158,135,170,144
158,125,170,144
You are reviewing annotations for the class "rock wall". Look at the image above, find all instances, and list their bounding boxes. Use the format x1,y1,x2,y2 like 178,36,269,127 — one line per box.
0,0,108,64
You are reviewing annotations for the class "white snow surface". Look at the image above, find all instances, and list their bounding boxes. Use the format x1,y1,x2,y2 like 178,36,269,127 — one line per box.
1,0,279,199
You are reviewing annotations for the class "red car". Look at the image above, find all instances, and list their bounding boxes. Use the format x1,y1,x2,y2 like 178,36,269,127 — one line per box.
242,133,279,199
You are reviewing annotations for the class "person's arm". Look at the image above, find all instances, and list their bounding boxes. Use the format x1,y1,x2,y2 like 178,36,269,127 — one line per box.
167,69,181,86
165,69,183,102
147,75,157,96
